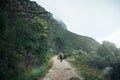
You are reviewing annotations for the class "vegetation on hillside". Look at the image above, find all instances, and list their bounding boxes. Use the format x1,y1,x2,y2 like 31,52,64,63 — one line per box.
67,50,103,80
0,5,53,79
48,20,100,54
68,41,120,80
87,41,120,80
1,0,120,80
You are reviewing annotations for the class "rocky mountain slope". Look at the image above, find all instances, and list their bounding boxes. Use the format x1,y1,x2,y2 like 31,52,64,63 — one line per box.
4,0,100,53
0,0,101,80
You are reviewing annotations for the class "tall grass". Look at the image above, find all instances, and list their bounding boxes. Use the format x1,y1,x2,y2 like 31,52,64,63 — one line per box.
16,59,53,80
67,51,105,80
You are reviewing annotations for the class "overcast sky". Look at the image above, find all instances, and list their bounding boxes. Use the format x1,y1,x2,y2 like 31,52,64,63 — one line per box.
31,0,120,47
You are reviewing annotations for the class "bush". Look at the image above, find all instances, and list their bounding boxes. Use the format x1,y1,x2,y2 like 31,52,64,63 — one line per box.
0,16,52,80
86,41,120,80
67,51,102,80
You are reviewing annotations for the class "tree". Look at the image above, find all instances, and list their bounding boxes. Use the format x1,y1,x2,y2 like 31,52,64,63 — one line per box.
97,41,117,57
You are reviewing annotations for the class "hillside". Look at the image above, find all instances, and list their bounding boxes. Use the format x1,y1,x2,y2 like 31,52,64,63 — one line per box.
0,0,100,80
2,0,100,53
48,19,100,53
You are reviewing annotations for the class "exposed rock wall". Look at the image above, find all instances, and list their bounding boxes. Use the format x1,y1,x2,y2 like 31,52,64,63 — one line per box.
5,0,53,21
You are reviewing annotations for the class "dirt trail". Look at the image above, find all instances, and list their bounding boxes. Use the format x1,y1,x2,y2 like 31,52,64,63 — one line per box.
43,56,84,80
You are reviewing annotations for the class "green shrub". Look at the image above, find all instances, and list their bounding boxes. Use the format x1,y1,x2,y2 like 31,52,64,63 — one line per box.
86,41,120,80
0,16,52,80
67,51,103,80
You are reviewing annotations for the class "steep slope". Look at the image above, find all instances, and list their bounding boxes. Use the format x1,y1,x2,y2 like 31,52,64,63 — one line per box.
0,0,100,79
48,20,100,53
0,0,52,80
3,0,100,53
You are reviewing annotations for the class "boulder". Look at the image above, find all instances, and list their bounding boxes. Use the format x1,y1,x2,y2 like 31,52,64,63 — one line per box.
101,66,113,79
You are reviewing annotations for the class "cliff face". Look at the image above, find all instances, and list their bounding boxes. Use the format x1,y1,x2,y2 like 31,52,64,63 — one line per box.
3,0,100,53
5,0,52,21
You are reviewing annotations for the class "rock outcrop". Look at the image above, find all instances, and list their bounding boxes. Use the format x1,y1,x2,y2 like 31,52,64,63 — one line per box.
101,67,113,79
5,0,52,21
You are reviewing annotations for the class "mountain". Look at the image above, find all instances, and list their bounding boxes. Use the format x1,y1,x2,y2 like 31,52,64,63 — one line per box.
48,21,100,53
2,0,100,53
0,0,100,79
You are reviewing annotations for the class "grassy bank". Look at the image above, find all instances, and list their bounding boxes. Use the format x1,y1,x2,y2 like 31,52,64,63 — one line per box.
16,59,53,80
67,54,106,80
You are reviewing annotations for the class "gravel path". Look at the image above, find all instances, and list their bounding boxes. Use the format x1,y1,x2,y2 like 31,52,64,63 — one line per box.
43,56,84,80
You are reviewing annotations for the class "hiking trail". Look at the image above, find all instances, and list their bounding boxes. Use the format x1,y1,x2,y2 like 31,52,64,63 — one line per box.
43,56,84,80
